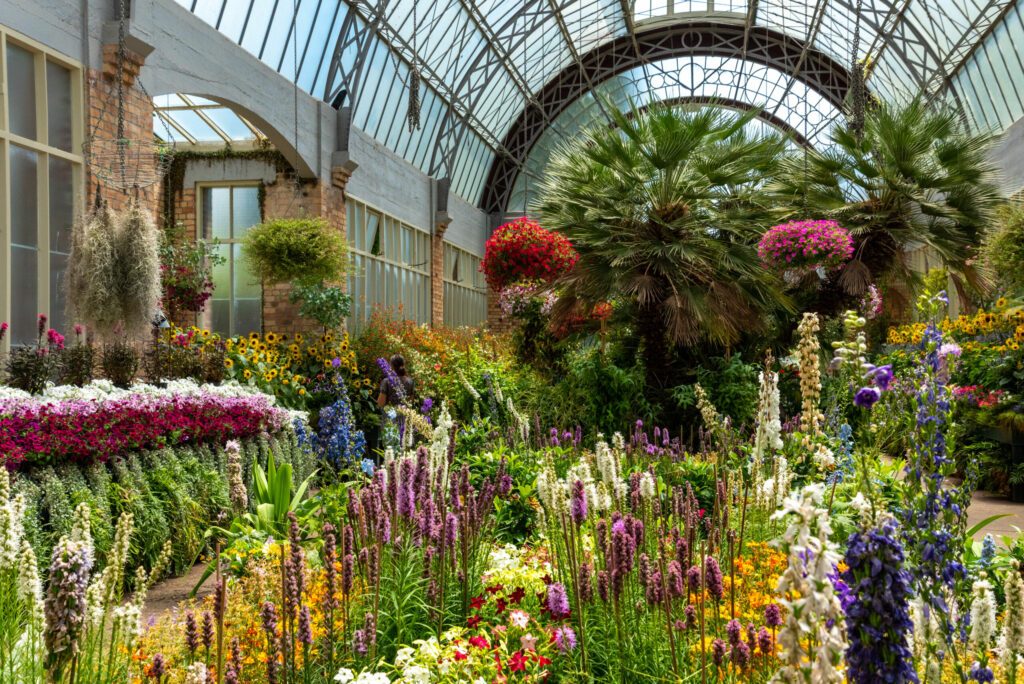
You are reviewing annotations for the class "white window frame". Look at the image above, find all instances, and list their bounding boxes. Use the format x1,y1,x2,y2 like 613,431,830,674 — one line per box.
0,26,85,350
443,243,487,328
196,181,263,336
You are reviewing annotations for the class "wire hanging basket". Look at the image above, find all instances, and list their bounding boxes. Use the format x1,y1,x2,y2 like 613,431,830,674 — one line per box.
83,0,174,193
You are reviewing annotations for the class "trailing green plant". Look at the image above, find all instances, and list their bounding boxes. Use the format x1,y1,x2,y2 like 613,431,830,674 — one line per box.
243,217,348,287
290,282,352,331
100,338,139,388
671,355,761,428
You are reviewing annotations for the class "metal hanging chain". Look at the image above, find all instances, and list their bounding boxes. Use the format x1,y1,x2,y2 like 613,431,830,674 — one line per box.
521,0,529,213
292,0,302,194
407,2,421,133
116,0,128,188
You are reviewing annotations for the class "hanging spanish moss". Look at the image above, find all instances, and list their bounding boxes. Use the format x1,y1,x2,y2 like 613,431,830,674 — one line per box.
848,0,867,141
407,67,422,133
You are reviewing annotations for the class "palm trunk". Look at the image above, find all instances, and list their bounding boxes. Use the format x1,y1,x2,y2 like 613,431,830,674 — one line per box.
636,302,669,391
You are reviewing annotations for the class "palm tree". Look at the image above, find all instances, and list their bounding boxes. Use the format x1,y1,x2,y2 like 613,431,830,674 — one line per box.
535,104,792,387
769,97,1002,315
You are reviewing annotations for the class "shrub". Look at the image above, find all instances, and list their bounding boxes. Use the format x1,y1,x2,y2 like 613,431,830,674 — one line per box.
57,327,95,386
290,282,352,331
983,203,1024,297
242,217,348,286
100,338,139,388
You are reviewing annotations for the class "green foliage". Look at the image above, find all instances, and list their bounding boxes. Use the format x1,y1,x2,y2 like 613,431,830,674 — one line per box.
243,217,348,287
290,282,352,331
100,339,139,388
671,355,760,427
537,103,792,385
983,204,1024,297
57,340,95,386
771,97,1001,316
4,347,54,395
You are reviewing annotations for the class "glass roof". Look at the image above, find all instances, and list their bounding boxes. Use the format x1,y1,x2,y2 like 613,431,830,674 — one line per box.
153,94,266,145
175,0,1023,210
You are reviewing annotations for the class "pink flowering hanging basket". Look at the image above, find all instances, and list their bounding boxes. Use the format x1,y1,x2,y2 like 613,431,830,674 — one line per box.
757,219,854,274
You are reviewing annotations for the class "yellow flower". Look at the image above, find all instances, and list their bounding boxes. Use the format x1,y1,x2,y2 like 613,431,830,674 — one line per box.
363,378,371,386
249,331,260,340
997,297,1008,309
224,358,234,369
295,333,303,343
298,388,307,396
243,369,253,379
266,332,278,343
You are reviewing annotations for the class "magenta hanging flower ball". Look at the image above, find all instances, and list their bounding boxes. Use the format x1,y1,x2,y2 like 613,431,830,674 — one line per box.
757,219,854,272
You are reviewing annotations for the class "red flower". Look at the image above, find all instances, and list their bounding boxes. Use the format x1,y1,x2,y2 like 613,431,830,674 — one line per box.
467,615,481,628
509,587,526,604
470,594,486,610
453,649,468,661
534,654,552,666
469,636,489,649
481,217,578,290
486,584,504,594
509,650,528,672
495,598,507,614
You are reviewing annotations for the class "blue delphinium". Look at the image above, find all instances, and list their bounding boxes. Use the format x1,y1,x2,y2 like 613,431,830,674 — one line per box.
979,534,996,569
827,423,855,485
896,320,974,675
314,385,367,468
842,518,918,684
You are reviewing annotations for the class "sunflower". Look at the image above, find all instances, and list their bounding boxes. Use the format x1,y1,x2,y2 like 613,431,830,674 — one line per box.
243,369,253,380
266,332,279,344
997,297,1008,309
249,331,260,340
363,378,371,386
224,358,234,369
294,333,304,343
298,388,307,396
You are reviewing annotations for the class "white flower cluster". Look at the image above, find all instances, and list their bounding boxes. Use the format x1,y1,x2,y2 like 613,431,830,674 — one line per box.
428,402,454,481
1001,564,1024,678
334,667,392,684
770,483,847,684
536,445,622,524
506,397,530,444
760,455,793,510
830,310,869,377
0,469,47,664
970,574,998,649
751,367,783,506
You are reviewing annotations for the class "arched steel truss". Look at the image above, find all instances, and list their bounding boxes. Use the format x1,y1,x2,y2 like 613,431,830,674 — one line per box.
176,0,1020,210
481,20,851,214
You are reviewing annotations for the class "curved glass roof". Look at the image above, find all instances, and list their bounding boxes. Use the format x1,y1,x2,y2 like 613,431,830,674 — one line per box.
175,0,1024,210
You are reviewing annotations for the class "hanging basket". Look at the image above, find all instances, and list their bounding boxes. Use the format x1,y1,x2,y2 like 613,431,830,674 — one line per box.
84,137,174,191
758,219,854,275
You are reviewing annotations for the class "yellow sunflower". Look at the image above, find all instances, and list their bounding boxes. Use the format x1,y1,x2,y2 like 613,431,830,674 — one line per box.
224,358,234,369
243,369,253,379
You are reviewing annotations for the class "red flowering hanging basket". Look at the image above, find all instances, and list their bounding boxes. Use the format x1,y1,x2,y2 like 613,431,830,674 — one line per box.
481,217,579,291
757,219,854,274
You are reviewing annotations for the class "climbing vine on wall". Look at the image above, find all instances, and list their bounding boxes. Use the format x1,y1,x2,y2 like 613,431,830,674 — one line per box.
160,143,292,227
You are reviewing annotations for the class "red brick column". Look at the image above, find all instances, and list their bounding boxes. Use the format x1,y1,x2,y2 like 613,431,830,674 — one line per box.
430,218,450,327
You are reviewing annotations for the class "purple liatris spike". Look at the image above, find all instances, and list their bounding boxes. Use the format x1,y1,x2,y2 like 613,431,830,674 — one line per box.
646,571,663,605
597,570,610,602
712,638,727,666
184,611,199,654
758,627,773,656
668,561,684,598
554,625,577,653
687,564,702,593
298,606,313,645
342,554,354,594
764,603,782,627
260,601,278,635
201,611,214,650
149,653,166,679
577,563,592,603
364,611,377,645
705,556,724,601
726,618,742,646
685,604,697,630
353,629,368,656
732,641,751,668
547,582,570,618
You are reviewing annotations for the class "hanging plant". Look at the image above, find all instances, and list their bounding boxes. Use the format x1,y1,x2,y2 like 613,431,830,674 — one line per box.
242,217,348,287
67,201,161,338
757,219,854,274
481,217,578,291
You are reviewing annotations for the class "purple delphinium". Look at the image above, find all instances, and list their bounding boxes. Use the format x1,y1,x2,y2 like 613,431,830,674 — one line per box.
842,519,918,684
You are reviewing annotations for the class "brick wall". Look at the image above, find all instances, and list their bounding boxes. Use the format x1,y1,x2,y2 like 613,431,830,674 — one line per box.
430,223,448,326
486,287,513,333
86,46,160,217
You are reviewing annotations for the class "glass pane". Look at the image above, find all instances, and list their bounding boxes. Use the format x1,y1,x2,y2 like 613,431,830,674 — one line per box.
46,60,73,151
234,298,262,336
211,244,230,297
202,187,232,239
10,146,38,248
49,156,74,254
50,251,69,334
7,43,37,140
233,244,260,297
211,299,230,337
11,245,38,347
231,186,261,236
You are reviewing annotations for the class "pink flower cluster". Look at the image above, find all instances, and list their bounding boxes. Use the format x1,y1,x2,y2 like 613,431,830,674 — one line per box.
0,391,288,469
757,220,854,272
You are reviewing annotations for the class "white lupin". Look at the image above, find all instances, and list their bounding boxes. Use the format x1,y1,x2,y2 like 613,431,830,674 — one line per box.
1002,565,1024,677
971,574,998,649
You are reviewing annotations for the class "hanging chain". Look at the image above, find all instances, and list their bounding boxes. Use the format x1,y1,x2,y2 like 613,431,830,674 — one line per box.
116,0,128,188
292,0,302,193
407,2,421,133
521,0,529,212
